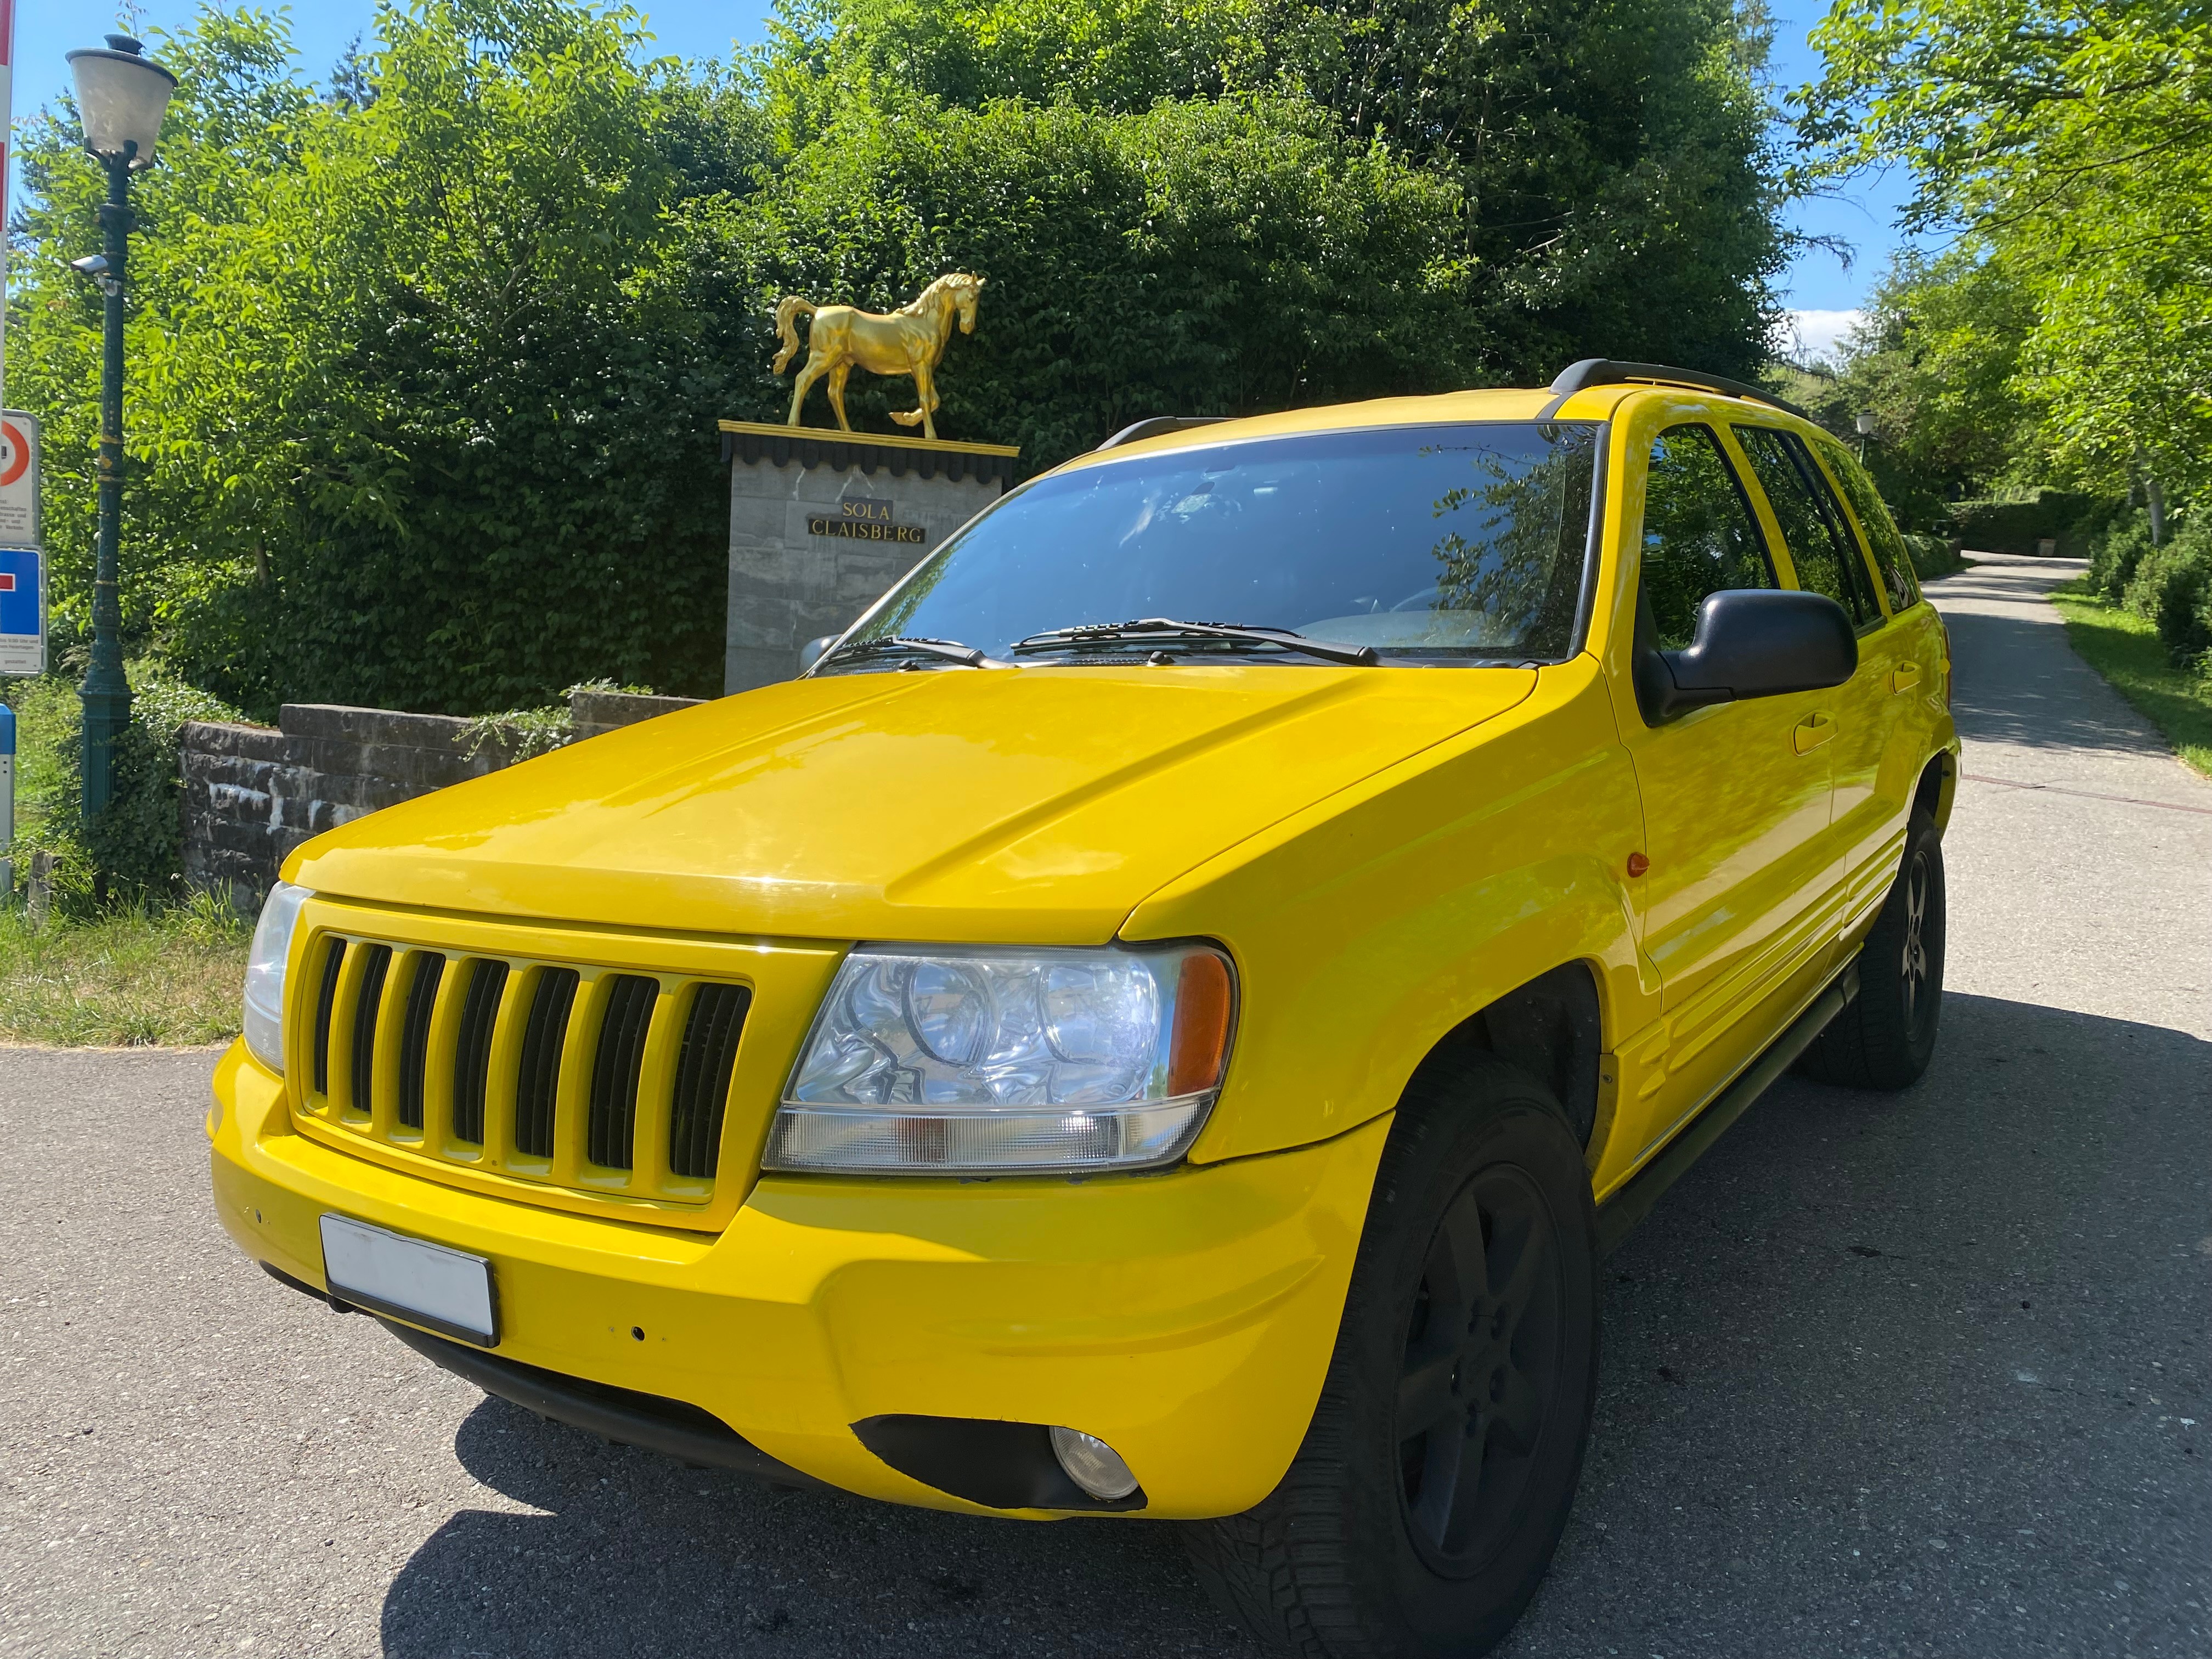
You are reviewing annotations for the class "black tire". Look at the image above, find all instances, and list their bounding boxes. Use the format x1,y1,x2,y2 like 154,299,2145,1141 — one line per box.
1796,807,1946,1090
1185,1053,1599,1659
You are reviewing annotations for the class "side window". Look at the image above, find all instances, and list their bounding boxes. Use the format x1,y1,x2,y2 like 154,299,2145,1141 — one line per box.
1734,425,1881,629
1816,438,1922,613
1639,424,1774,651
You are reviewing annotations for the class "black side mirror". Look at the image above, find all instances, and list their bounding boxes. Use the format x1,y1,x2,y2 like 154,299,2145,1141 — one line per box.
797,634,839,676
1635,589,1857,724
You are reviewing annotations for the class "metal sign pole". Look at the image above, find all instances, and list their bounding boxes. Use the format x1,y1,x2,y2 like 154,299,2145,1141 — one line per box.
0,701,13,904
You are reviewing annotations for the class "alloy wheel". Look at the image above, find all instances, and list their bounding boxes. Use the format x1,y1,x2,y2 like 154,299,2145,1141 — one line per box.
1900,848,1932,1036
1395,1165,1565,1576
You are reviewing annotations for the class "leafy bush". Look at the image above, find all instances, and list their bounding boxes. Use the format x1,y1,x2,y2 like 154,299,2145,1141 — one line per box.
2122,520,2212,662
87,664,249,904
2087,512,2156,601
3,663,244,910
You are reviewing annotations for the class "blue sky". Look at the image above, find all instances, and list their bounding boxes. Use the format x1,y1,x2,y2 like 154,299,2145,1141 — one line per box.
13,0,1914,355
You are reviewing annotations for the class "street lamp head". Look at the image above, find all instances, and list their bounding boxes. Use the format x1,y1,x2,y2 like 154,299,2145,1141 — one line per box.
1854,411,1877,436
67,35,179,169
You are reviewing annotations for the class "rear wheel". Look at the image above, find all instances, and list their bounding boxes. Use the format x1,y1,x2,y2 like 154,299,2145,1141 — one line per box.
1796,808,1946,1090
1186,1053,1598,1658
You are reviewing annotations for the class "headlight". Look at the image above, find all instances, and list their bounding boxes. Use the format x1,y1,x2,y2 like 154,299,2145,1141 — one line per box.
766,941,1236,1175
242,881,311,1074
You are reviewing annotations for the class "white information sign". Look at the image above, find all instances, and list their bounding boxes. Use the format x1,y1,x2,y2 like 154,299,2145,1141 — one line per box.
0,411,36,548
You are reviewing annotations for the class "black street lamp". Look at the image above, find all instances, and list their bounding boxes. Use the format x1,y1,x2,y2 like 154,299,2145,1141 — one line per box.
66,34,176,821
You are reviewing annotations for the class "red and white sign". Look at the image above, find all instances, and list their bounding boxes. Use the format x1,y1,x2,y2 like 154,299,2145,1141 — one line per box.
0,413,35,546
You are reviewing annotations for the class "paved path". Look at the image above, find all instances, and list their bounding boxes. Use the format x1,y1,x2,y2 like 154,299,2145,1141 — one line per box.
2,552,2205,1658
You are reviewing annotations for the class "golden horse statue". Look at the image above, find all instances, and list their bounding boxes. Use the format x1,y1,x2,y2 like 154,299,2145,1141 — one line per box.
771,273,986,442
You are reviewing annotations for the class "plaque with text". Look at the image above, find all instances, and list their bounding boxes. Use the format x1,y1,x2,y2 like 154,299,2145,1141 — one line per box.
809,498,926,544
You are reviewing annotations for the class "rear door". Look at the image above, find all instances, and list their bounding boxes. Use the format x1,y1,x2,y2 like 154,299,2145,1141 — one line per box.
1731,424,1914,932
1806,435,1952,928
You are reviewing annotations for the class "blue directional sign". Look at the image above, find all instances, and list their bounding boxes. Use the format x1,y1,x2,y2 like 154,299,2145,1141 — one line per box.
0,546,45,674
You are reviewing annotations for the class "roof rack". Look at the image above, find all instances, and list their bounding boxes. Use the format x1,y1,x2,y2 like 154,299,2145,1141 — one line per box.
1096,415,1231,450
1541,359,1814,424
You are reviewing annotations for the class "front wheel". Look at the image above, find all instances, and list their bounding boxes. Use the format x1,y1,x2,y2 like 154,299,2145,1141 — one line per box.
1186,1053,1598,1658
1797,807,1947,1090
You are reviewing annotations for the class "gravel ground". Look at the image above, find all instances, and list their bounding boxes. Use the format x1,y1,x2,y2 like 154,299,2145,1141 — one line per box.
2,552,2205,1658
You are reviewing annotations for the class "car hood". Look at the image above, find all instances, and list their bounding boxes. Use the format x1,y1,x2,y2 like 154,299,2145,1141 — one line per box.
291,665,1537,944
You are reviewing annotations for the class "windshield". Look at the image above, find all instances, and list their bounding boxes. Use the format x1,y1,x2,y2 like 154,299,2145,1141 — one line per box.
834,421,1601,667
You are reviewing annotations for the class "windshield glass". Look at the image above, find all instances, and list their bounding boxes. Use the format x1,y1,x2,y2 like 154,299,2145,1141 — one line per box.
837,421,1600,667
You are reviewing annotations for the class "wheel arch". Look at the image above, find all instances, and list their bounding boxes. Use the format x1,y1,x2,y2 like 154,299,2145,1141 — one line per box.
1915,748,1956,834
1404,961,1605,1148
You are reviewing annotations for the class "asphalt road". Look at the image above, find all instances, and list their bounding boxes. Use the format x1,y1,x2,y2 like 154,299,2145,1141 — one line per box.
3,552,2207,1658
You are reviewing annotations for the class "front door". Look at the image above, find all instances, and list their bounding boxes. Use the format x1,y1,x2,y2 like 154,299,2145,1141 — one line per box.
1609,420,1840,1155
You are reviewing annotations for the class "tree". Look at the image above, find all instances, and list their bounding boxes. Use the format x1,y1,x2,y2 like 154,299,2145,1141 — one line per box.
1794,249,2042,527
1797,0,2210,499
7,1,1489,715
769,0,1792,380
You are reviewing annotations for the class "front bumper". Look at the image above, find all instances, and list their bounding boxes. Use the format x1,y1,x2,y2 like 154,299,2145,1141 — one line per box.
208,1041,1387,1519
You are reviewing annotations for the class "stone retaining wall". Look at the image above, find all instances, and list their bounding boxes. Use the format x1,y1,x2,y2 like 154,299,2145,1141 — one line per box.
180,689,703,906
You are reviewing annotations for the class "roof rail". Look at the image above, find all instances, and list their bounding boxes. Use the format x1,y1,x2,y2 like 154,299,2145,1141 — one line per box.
1541,359,1814,424
1096,415,1231,450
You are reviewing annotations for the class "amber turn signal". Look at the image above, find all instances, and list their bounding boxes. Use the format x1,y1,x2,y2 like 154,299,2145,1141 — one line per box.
1626,851,1650,878
1168,951,1235,1095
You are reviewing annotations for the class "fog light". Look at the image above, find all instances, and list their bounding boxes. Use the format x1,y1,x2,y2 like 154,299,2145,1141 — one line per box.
1049,1426,1139,1501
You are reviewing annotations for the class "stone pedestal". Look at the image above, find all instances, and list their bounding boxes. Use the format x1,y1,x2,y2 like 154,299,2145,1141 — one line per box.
720,420,1020,694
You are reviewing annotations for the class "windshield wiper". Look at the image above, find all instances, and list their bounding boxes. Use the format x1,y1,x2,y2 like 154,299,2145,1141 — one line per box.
818,635,1013,671
1012,618,1379,668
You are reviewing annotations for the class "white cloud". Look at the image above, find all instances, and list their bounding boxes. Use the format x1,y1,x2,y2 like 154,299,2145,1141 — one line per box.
1775,308,1866,368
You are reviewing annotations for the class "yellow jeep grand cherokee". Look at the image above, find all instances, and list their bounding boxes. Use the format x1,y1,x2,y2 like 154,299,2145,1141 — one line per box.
210,359,1957,1657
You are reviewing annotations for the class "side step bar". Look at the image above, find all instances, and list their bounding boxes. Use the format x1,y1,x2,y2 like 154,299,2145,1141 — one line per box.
1595,961,1859,1257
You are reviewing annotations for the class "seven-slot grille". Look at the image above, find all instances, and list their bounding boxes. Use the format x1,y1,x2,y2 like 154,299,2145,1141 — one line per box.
299,934,751,1203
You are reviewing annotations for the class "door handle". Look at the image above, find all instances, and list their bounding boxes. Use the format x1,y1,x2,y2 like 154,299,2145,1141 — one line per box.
1793,712,1836,754
1889,662,1922,695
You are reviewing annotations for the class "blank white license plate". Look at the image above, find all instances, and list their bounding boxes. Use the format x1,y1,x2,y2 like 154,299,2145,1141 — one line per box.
319,1214,499,1348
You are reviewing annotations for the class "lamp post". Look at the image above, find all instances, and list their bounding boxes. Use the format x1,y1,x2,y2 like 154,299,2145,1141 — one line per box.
65,33,175,821
1855,410,1877,465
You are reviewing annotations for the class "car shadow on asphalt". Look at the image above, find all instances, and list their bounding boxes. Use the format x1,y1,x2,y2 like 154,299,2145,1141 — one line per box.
379,992,2207,1659
1501,990,2211,1657
378,1396,1254,1658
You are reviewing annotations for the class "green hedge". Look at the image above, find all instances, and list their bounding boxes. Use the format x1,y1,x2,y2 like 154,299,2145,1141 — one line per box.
1901,532,1963,581
1940,489,2124,557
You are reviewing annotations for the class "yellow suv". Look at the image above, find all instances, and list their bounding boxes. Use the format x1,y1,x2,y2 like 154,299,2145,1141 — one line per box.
210,360,1957,1657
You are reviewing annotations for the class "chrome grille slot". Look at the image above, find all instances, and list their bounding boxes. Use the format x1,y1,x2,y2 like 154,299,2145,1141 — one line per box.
397,953,444,1132
670,983,751,1178
515,968,579,1160
347,945,392,1118
450,959,506,1147
311,939,346,1096
588,975,658,1170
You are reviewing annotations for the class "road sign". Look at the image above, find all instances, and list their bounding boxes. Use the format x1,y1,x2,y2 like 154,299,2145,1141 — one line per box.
0,545,43,674
0,411,37,547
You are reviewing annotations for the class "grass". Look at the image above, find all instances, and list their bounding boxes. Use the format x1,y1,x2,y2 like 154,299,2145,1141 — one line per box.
2049,580,2212,780
0,891,252,1046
